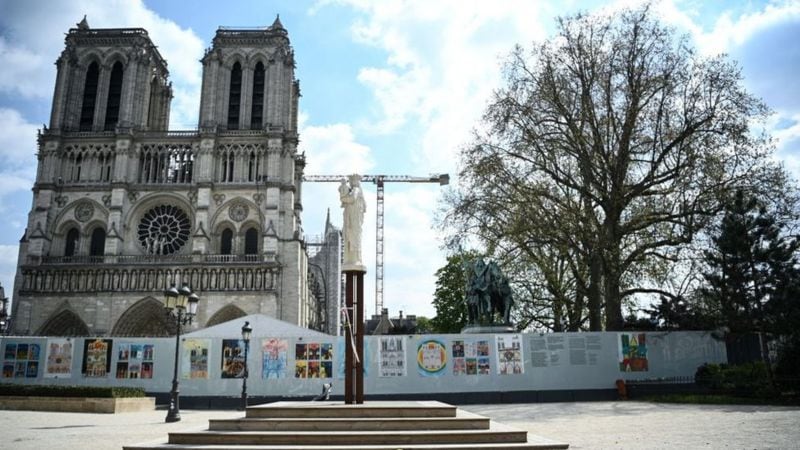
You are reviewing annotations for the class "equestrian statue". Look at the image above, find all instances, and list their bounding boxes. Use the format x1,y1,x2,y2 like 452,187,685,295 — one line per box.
464,257,514,326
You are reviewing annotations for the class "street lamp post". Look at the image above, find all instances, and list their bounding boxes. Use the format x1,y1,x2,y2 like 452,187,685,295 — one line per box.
163,283,199,423
240,321,252,411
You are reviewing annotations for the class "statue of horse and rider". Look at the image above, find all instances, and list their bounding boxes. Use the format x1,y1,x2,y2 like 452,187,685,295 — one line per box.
465,258,514,325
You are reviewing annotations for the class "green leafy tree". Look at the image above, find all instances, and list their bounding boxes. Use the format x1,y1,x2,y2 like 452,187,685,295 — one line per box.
700,190,800,333
430,251,480,333
443,4,788,330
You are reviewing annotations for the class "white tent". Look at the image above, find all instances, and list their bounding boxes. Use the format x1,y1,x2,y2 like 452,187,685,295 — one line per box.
183,314,333,338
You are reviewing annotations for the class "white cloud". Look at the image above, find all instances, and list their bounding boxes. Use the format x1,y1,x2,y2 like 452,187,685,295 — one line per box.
0,109,38,205
0,244,19,305
300,121,375,175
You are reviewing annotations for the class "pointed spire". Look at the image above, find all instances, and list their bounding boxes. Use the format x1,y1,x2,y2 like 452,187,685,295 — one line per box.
77,15,89,30
271,14,284,30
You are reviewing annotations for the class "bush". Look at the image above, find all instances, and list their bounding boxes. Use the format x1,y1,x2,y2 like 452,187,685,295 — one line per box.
0,384,145,398
695,362,775,397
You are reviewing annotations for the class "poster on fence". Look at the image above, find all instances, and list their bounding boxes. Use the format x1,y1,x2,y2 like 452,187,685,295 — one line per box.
221,339,246,378
181,339,209,379
378,336,406,377
496,334,523,375
116,343,154,379
417,339,447,377
261,338,288,379
294,341,333,378
45,339,73,378
2,342,40,378
82,339,112,378
619,333,648,372
452,339,490,376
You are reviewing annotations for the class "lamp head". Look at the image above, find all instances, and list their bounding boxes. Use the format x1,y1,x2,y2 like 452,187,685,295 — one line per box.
241,321,252,342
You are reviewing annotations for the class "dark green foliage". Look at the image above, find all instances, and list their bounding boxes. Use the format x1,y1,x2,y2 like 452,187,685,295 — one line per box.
645,296,716,331
700,190,800,334
430,251,481,333
695,362,775,397
0,384,146,398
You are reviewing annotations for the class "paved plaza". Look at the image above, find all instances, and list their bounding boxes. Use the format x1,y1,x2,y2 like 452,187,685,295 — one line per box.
0,401,798,449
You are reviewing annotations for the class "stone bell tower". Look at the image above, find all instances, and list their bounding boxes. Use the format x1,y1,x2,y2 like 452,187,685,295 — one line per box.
12,17,317,337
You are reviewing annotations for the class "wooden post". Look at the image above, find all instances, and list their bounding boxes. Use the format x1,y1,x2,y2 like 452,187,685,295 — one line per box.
343,269,365,404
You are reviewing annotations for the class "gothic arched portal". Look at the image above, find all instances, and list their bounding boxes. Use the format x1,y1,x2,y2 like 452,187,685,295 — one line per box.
37,309,90,336
206,304,247,327
111,297,172,337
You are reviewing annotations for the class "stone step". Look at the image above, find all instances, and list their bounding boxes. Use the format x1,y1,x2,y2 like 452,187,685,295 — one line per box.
245,400,456,419
209,410,490,431
124,440,568,449
167,422,527,446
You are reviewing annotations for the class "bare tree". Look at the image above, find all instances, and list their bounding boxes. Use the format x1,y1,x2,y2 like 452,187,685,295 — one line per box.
443,4,788,330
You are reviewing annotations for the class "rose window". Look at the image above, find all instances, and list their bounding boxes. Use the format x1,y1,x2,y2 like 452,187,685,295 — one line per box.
137,205,191,255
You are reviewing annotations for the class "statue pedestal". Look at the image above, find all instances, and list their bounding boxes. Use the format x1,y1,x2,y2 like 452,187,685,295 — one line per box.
343,269,365,404
461,324,515,334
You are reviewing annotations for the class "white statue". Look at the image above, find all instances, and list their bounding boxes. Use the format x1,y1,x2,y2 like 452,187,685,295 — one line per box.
339,174,366,270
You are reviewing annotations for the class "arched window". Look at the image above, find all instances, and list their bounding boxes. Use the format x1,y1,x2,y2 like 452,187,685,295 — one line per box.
227,62,242,130
244,228,258,255
89,227,106,256
79,62,99,131
251,61,265,129
248,151,257,182
65,228,80,257
104,62,124,131
72,154,83,182
220,228,233,255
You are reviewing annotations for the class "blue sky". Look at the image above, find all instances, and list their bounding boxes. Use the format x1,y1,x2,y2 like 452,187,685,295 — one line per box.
0,0,799,319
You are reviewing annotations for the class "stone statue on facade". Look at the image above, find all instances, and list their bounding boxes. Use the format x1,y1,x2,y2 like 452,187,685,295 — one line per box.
339,174,366,270
464,257,514,327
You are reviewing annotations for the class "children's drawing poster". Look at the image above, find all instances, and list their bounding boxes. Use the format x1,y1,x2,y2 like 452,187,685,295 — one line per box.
262,338,288,379
496,334,524,375
619,333,649,372
2,342,41,378
181,338,209,379
82,339,112,378
221,339,246,378
452,339,490,376
45,339,73,378
378,336,406,377
417,339,447,377
294,341,333,378
115,343,154,379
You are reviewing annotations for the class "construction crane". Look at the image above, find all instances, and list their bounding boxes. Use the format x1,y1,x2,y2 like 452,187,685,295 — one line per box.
304,173,450,316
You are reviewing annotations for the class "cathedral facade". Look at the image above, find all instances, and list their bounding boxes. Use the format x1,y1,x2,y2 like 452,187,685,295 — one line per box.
10,18,335,336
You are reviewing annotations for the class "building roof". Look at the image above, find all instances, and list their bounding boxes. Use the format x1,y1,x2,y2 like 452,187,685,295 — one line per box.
184,313,332,338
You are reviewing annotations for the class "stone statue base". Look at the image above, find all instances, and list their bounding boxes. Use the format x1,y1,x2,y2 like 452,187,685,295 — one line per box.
342,263,367,273
461,324,515,334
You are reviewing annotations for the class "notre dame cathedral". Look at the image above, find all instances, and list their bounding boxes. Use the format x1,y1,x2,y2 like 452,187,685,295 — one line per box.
10,17,341,337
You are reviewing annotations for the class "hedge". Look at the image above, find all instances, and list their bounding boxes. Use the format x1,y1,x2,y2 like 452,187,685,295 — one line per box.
0,384,146,398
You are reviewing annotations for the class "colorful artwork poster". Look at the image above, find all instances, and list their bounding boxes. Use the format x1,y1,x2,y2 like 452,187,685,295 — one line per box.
262,338,288,379
45,339,73,378
294,341,333,379
181,339,209,379
417,339,447,377
82,339,112,378
221,339,246,378
336,338,369,379
2,342,42,379
378,336,406,377
452,339,490,376
619,333,649,372
115,343,154,379
496,334,524,375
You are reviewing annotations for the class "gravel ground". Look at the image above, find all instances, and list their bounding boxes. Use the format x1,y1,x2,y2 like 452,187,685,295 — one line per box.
0,401,798,449
465,401,800,449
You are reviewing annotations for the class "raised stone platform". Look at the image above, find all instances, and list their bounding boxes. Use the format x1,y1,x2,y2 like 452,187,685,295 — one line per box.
124,400,568,449
0,396,155,413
